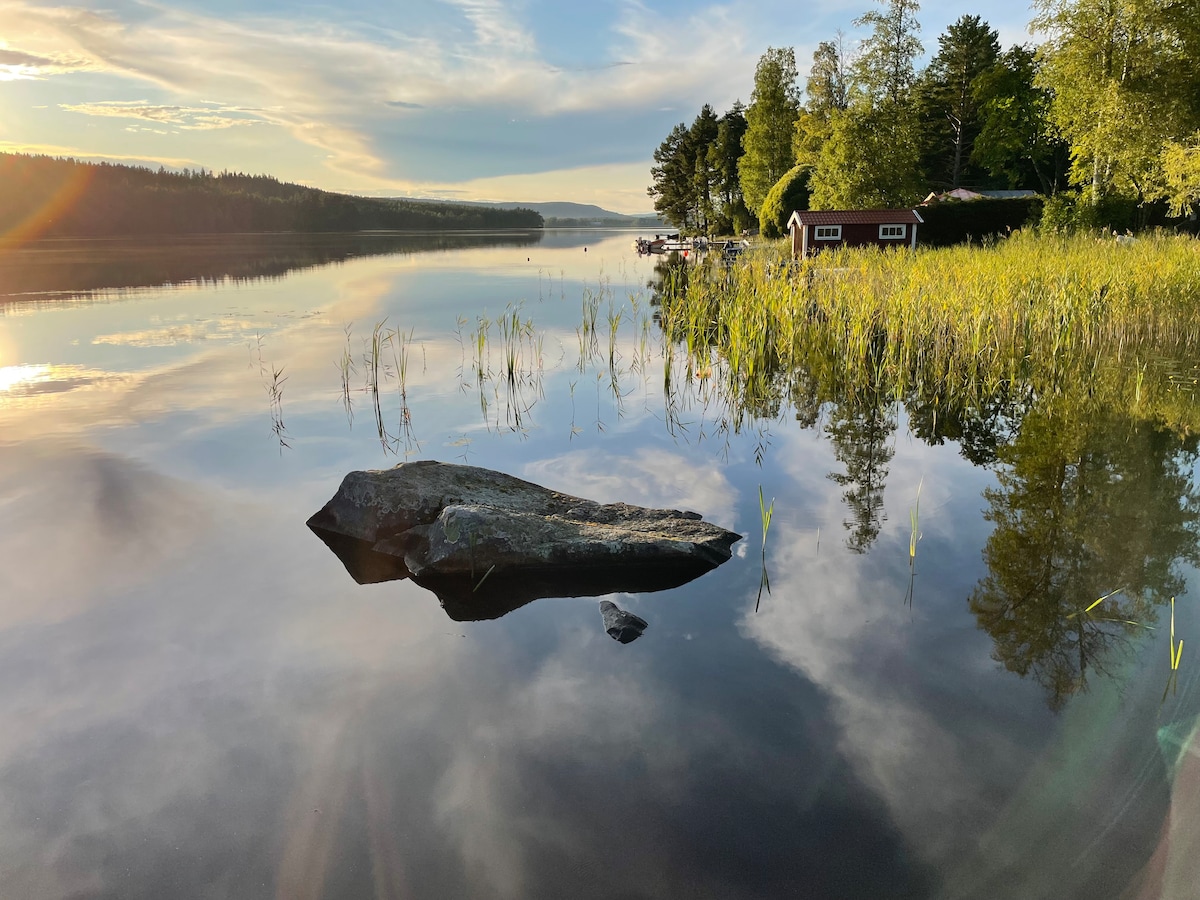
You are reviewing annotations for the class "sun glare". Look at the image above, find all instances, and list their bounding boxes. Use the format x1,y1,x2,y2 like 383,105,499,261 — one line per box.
0,364,52,393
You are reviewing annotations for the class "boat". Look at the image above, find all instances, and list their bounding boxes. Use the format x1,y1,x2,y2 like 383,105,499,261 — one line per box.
632,236,667,255
633,233,706,255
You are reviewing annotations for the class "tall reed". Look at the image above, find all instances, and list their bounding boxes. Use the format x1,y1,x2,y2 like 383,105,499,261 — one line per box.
658,232,1200,436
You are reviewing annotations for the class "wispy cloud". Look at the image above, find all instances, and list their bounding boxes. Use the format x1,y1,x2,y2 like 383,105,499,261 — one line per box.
0,0,758,186
442,0,536,55
60,101,262,131
0,45,93,80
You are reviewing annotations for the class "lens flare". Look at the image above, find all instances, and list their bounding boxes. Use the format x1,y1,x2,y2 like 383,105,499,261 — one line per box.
0,156,95,250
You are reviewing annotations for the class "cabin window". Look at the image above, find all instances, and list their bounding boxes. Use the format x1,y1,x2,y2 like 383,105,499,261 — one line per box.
814,225,842,241
879,224,907,239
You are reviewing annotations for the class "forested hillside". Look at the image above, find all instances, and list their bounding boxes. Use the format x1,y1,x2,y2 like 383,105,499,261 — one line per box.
0,153,543,238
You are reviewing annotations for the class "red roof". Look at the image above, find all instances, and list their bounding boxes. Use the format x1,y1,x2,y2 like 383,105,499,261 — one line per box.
789,209,923,226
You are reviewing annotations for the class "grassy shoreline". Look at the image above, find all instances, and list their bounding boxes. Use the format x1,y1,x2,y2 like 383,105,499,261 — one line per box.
658,231,1200,434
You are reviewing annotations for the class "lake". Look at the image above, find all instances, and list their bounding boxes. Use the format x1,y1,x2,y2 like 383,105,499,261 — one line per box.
2,229,1198,899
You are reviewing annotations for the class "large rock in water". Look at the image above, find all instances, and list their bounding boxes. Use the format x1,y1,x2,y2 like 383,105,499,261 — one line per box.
307,460,741,620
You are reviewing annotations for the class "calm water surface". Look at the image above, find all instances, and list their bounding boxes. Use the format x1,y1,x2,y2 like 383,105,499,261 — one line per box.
2,230,1198,899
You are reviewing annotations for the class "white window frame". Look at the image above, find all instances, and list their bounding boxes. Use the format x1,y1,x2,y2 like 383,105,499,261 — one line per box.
814,225,842,241
879,224,907,240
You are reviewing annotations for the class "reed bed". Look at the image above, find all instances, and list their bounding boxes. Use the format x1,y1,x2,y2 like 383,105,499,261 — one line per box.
659,231,1200,434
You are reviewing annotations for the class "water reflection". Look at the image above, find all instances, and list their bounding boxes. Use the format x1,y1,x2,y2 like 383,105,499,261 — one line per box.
969,406,1200,710
905,384,1027,467
826,386,896,554
599,600,648,643
309,523,723,623
647,258,1200,706
0,230,543,308
4,231,1200,898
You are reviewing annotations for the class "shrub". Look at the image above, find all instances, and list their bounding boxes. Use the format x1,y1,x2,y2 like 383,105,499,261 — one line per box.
758,165,812,239
918,196,1044,246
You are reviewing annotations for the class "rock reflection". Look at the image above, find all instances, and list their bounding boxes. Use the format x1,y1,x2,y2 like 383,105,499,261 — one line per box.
969,407,1200,710
599,600,648,643
311,526,715,623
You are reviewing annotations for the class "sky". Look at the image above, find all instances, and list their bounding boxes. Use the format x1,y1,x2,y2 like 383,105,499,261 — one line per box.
0,0,1036,214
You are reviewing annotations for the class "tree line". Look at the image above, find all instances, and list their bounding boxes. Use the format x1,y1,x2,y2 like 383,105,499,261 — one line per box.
648,0,1200,236
0,153,543,239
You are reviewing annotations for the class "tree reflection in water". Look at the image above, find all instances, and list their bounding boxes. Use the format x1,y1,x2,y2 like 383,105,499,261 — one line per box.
968,407,1200,710
826,389,896,554
646,254,1200,705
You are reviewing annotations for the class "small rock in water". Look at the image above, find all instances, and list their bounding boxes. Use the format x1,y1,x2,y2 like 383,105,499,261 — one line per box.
600,600,648,644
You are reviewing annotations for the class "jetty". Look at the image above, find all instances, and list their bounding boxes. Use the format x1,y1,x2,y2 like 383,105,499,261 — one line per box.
633,234,749,262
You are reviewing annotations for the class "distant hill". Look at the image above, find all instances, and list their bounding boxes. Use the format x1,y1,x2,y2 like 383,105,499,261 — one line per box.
429,199,664,227
490,201,624,219
0,153,543,240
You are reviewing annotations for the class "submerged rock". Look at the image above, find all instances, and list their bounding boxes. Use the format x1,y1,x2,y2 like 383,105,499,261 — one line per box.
599,600,649,644
308,460,741,620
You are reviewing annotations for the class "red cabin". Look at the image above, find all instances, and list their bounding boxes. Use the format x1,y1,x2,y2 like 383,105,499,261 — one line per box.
787,208,924,258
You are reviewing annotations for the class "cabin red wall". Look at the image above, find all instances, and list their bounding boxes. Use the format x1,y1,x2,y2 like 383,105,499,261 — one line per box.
802,222,912,255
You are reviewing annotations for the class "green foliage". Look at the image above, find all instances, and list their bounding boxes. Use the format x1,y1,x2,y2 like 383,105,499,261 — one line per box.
649,122,698,230
1038,192,1083,232
792,110,828,171
794,38,851,171
972,45,1069,193
690,105,721,233
739,48,801,215
651,1,1200,230
913,14,1000,188
969,407,1200,709
656,231,1200,436
707,103,751,234
804,2,924,211
758,165,812,238
1033,0,1199,206
650,104,748,233
805,37,851,117
917,197,1044,246
1162,134,1200,217
808,104,924,209
654,231,1200,567
852,0,924,106
1039,191,1142,232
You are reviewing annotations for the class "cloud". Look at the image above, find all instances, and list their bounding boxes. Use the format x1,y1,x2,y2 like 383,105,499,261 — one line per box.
736,427,1039,874
91,319,263,347
0,0,758,186
0,47,54,66
0,364,133,401
60,100,262,131
0,442,214,628
523,447,739,530
0,45,93,80
443,0,536,55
